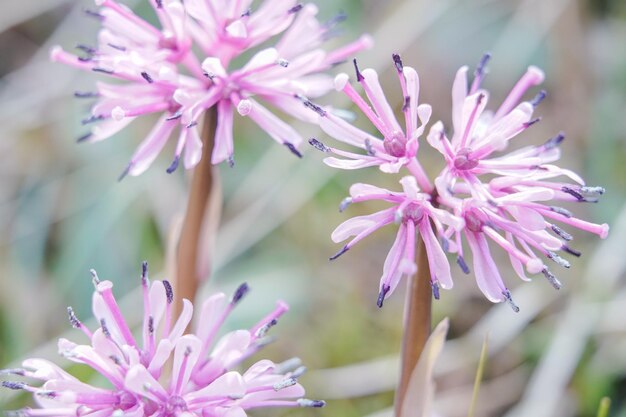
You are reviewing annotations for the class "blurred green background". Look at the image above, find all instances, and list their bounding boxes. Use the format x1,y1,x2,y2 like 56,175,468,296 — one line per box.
1,0,625,416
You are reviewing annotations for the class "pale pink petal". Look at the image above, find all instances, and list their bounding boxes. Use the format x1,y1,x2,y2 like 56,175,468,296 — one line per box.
212,100,235,164
466,232,507,302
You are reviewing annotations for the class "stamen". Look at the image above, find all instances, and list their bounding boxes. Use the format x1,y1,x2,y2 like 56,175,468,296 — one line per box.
580,186,605,195
377,284,390,308
100,319,111,338
141,72,154,83
402,96,410,112
530,90,547,107
543,132,565,149
77,133,92,143
301,99,326,117
551,224,572,241
441,237,449,253
284,142,303,158
2,382,26,390
456,256,470,274
92,67,114,75
155,0,163,8
561,186,584,201
277,58,289,68
352,58,364,82
166,111,183,121
82,115,105,125
330,245,348,261
392,53,403,73
562,245,582,258
542,268,562,290
324,12,347,28
431,281,440,300
473,52,491,80
298,399,326,408
547,251,571,268
502,290,520,313
288,4,303,14
241,8,251,17
76,44,96,54
166,155,180,174
364,139,376,156
107,43,126,51
148,316,154,334
232,283,250,304
254,319,278,338
90,269,101,286
74,91,99,99
523,117,541,129
549,206,573,218
273,378,297,391
274,358,302,374
187,121,198,128
308,138,331,153
0,369,25,376
228,155,235,168
84,9,104,20
339,197,352,212
163,280,174,304
67,307,82,328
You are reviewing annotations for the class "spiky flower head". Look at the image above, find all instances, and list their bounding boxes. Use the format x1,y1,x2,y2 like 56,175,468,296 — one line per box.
2,263,323,416
51,0,372,177
322,53,609,309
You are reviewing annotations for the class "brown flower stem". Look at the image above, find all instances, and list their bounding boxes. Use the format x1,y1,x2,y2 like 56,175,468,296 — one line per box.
174,107,219,315
394,235,432,416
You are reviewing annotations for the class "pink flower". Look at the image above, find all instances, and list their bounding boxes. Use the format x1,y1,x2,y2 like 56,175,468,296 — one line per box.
308,55,433,192
330,176,463,306
2,263,324,416
427,53,548,198
51,0,372,177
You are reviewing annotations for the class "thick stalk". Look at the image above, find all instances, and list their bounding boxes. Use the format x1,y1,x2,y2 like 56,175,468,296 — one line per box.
174,107,218,312
394,235,432,416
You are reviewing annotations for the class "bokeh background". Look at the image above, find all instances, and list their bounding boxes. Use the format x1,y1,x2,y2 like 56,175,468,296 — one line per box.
1,0,625,416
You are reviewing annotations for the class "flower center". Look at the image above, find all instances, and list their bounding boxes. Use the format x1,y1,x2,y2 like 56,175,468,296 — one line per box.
464,210,483,232
453,147,479,170
164,395,188,416
383,131,407,157
404,203,424,223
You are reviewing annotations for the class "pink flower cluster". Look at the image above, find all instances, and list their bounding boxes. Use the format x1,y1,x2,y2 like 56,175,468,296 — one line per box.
2,263,323,416
51,0,371,176
311,53,609,309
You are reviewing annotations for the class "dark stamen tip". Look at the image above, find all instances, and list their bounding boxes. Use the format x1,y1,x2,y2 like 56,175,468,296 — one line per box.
284,142,303,158
531,90,547,107
228,155,235,168
166,111,182,121
74,91,99,99
329,246,348,261
457,256,470,274
163,280,174,304
402,96,410,112
2,382,26,390
288,4,303,14
377,285,390,308
92,67,114,75
118,163,132,182
299,399,326,408
141,261,148,281
542,268,562,290
141,72,154,83
187,121,198,128
562,245,582,258
392,53,403,73
82,115,105,125
339,197,352,212
77,133,92,143
353,58,364,82
474,52,492,77
561,186,585,201
232,283,250,304
503,290,520,313
166,156,180,174
148,316,154,334
155,0,163,8
544,132,565,149
523,117,541,128
302,99,327,117
432,281,441,300
308,138,331,153
67,306,81,328
84,8,104,19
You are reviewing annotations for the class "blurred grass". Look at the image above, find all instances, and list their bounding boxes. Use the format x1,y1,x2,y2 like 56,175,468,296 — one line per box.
1,0,625,416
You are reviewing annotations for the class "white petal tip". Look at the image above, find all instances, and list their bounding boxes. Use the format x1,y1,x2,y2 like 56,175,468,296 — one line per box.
334,73,349,91
111,106,125,121
49,46,63,61
527,66,545,84
359,34,374,49
237,99,252,116
600,224,610,239
526,259,544,274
